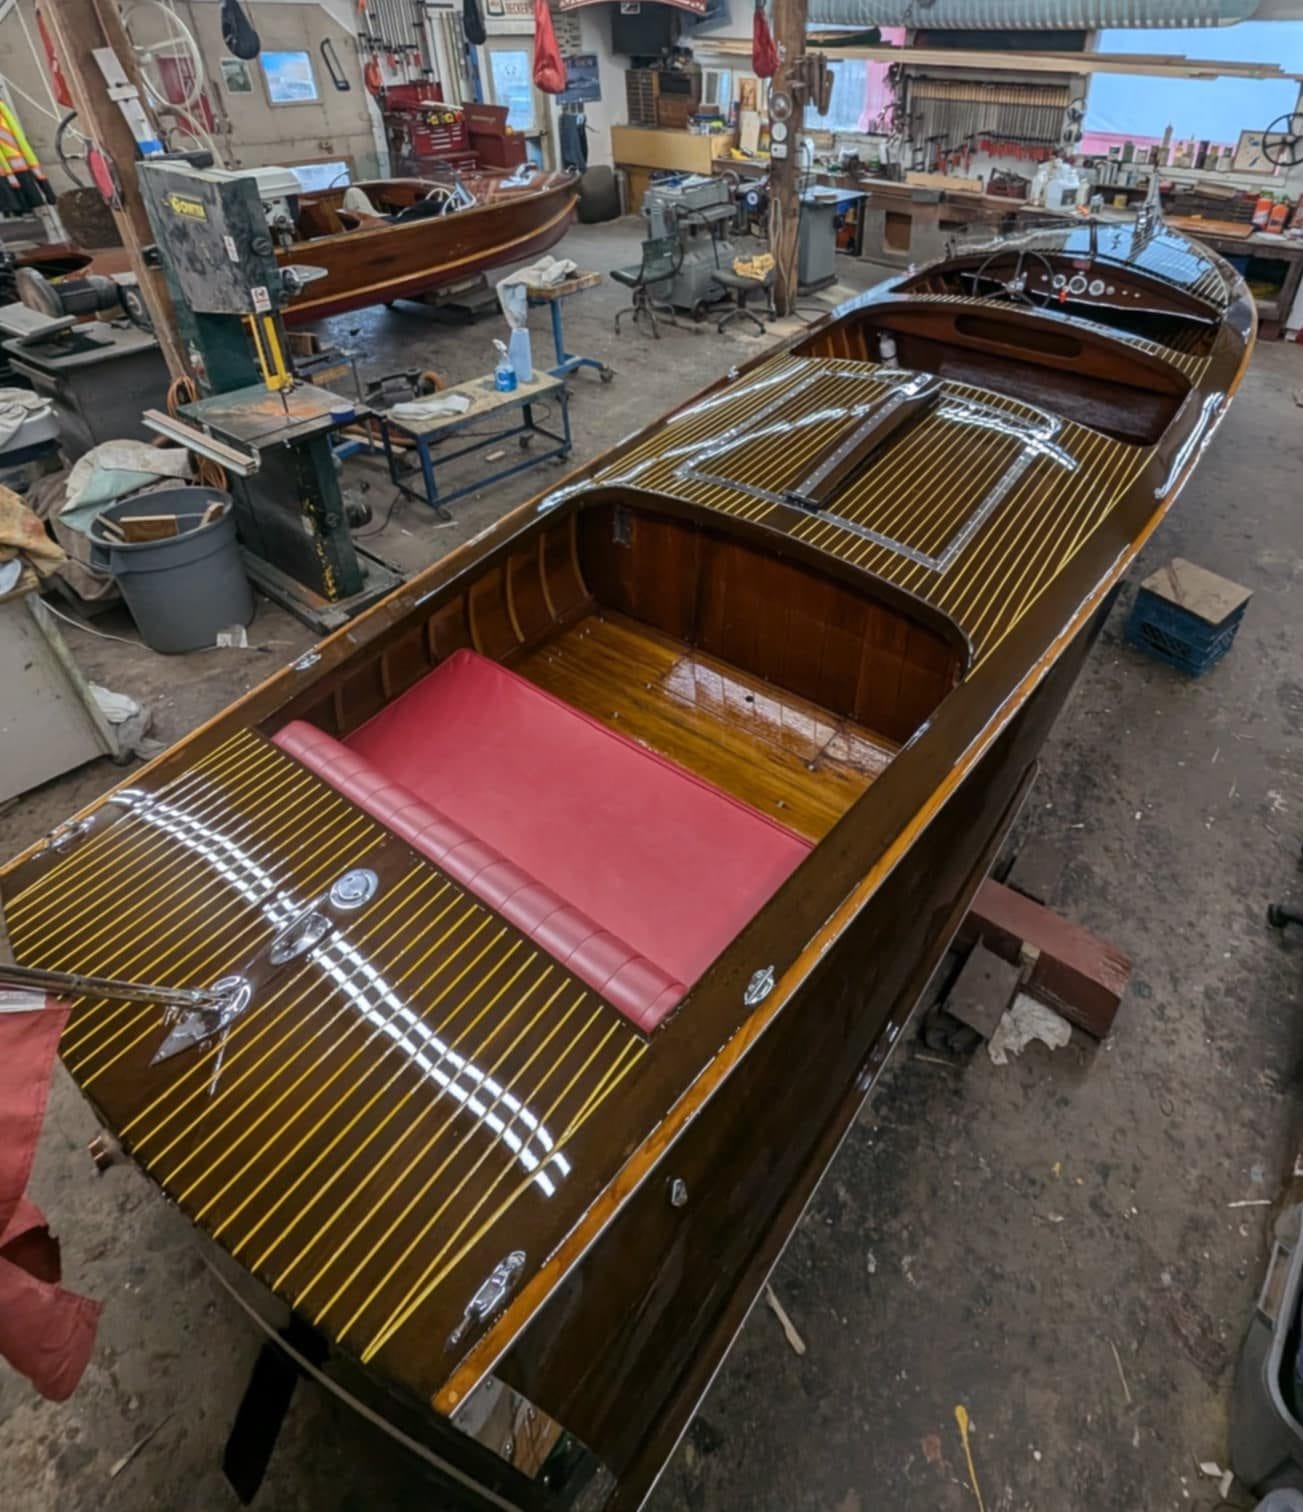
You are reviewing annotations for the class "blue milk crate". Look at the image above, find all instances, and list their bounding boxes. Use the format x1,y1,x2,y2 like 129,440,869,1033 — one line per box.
1125,558,1252,678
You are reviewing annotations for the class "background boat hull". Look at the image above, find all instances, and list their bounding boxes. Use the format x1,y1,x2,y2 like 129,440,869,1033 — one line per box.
277,183,578,324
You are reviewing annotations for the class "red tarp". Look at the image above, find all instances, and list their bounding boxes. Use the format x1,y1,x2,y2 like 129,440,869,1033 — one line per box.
0,996,100,1401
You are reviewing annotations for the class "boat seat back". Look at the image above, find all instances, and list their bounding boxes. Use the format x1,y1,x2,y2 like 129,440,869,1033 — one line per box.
273,721,685,1032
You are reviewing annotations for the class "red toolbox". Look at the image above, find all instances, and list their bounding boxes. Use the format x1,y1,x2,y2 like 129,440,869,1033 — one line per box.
464,102,527,169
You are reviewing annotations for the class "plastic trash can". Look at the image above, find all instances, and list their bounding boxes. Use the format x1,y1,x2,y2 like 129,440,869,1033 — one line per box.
87,486,253,654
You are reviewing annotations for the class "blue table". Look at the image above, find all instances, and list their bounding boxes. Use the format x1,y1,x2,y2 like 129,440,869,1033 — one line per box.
524,271,614,384
379,371,571,517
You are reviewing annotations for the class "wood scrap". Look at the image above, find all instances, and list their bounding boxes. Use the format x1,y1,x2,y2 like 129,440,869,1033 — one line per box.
763,1284,806,1355
118,514,179,543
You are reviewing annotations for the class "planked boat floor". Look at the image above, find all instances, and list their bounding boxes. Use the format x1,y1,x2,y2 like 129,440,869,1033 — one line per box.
512,612,897,842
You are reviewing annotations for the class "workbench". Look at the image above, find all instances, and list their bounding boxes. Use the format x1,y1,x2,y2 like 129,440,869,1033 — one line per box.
380,371,571,516
1166,226,1303,338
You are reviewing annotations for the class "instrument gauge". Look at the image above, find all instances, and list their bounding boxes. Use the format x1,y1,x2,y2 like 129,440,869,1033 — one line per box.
1088,278,1106,297
1051,273,1067,290
1067,274,1088,295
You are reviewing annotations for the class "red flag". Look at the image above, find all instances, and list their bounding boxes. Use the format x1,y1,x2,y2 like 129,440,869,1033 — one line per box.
752,1,778,79
533,0,565,95
35,9,73,110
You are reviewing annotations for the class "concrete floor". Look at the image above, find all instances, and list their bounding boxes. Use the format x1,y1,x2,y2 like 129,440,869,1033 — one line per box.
3,218,1303,1512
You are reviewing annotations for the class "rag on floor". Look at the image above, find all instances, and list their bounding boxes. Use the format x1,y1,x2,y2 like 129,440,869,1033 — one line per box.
0,482,65,603
0,993,101,1401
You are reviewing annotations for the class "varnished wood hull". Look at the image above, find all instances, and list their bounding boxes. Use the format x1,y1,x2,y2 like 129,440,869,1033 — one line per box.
1,218,1255,1508
278,177,579,324
495,596,1108,1508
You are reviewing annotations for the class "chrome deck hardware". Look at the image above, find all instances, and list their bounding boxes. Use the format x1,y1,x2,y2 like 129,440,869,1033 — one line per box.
744,966,775,1006
328,868,379,910
151,974,253,1063
267,907,334,965
448,1251,527,1349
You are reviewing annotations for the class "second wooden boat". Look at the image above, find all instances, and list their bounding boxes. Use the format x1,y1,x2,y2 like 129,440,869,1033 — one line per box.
279,170,580,323
0,213,1253,1508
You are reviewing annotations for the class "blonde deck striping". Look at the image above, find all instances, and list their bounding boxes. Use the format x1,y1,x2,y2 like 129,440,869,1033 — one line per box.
8,731,643,1371
578,351,1154,668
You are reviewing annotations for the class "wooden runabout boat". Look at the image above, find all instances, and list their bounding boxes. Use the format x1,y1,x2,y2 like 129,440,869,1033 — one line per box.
278,170,579,323
0,213,1252,1507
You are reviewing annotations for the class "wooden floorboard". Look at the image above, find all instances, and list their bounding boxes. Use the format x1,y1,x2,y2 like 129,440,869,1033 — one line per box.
512,613,897,841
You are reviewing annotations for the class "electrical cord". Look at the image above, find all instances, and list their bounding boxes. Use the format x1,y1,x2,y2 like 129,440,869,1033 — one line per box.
55,111,87,189
41,598,144,646
166,376,229,491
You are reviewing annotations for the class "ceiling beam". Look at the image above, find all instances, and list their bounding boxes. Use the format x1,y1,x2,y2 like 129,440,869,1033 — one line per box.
705,38,1303,82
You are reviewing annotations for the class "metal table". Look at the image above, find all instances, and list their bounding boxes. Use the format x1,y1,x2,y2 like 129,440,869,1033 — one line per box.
523,271,613,383
379,371,572,516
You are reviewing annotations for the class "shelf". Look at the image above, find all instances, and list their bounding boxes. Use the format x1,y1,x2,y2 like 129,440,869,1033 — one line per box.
704,38,1302,83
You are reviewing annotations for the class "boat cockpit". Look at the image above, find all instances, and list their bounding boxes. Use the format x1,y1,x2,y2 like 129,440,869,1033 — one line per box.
796,293,1193,446
265,501,962,1036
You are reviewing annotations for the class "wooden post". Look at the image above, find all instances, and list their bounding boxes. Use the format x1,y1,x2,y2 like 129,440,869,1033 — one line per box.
40,0,189,378
767,0,807,315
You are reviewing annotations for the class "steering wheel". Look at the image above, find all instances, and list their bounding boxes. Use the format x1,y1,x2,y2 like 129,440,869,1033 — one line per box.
1262,112,1303,169
421,185,459,214
971,247,1057,307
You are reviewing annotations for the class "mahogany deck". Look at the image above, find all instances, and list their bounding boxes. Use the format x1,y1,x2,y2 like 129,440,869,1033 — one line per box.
513,613,897,842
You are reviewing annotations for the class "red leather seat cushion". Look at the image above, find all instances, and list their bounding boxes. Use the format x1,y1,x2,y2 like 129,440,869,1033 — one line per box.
276,648,811,1031
273,721,683,1031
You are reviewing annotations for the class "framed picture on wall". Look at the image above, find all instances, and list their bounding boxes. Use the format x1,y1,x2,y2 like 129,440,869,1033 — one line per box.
220,58,253,95
261,50,320,106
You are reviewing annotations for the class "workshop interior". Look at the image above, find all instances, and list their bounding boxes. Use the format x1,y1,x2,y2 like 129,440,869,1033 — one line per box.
1,2,1303,1510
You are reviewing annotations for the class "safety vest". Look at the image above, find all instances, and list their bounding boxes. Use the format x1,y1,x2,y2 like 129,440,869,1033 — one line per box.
0,102,50,193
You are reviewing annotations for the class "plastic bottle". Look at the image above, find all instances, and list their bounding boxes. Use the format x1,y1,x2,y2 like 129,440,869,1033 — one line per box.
1269,199,1289,234
507,326,533,384
493,338,517,393
1254,194,1274,229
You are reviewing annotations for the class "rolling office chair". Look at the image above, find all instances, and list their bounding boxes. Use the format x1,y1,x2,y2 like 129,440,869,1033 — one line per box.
611,235,684,339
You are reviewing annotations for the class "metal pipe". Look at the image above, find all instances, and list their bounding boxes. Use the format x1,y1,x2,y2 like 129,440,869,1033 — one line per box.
0,962,223,1012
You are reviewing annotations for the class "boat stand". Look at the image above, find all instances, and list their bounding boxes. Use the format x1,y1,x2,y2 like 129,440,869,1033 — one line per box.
379,370,572,516
525,271,614,383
